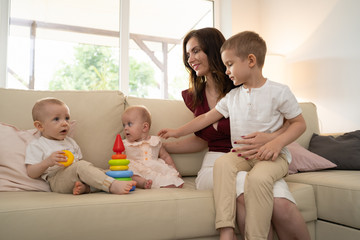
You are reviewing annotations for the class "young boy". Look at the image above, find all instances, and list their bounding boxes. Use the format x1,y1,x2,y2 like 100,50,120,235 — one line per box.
25,97,136,195
158,31,306,240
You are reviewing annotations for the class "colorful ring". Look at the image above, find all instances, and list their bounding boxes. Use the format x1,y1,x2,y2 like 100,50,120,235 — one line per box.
108,159,130,166
60,150,74,167
106,170,133,178
112,154,127,159
109,165,129,171
114,177,133,181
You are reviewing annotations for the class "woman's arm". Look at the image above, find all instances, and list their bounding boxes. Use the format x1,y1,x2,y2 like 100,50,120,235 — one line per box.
163,135,208,154
158,108,223,139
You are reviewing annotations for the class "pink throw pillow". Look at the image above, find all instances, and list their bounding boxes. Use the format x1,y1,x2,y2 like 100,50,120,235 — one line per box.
0,123,50,191
288,141,337,174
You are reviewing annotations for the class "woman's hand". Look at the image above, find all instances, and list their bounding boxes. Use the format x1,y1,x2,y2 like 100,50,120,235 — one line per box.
158,128,180,139
232,132,276,160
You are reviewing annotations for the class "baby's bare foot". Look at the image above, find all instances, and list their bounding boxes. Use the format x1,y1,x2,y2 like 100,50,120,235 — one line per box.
110,180,137,194
144,179,152,189
73,181,90,195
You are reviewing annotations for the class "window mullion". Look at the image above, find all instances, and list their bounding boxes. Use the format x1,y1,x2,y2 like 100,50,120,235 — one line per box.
0,0,10,88
119,0,129,95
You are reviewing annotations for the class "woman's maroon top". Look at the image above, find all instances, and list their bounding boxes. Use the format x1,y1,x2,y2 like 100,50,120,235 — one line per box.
182,89,232,153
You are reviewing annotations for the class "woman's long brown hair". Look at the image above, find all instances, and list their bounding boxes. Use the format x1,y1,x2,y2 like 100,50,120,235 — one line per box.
183,27,234,109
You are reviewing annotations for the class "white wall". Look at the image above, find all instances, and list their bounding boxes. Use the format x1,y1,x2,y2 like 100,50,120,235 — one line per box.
231,0,360,133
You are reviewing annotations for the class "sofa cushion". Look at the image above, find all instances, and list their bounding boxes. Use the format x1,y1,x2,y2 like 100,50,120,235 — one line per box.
0,123,50,192
286,182,317,223
308,131,360,170
0,177,317,240
287,141,337,174
0,178,218,240
286,170,360,229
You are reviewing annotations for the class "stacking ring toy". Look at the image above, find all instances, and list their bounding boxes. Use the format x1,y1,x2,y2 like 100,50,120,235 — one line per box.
112,154,127,159
114,177,133,181
109,165,129,171
106,170,133,178
108,159,130,166
60,150,74,167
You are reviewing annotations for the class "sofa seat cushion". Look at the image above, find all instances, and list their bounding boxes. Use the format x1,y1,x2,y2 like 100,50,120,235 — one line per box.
0,177,217,240
286,182,317,222
285,170,360,229
0,177,317,240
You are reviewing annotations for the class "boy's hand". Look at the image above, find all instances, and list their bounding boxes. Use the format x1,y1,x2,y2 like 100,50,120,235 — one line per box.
45,151,68,167
158,128,180,139
255,140,282,161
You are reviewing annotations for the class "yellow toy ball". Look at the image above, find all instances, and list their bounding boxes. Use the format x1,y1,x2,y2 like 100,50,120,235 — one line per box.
60,150,74,167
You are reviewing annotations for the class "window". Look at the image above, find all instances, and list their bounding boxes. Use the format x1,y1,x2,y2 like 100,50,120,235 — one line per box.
2,0,214,99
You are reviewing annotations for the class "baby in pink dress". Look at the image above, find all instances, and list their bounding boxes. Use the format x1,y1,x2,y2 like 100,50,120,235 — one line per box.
121,105,184,189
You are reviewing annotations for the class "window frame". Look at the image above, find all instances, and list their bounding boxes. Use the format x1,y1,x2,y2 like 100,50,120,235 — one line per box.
0,0,227,96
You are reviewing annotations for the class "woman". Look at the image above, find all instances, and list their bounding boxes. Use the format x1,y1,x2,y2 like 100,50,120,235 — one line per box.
164,27,310,240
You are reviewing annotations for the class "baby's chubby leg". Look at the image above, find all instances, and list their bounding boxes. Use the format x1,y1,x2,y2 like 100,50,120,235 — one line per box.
48,161,137,194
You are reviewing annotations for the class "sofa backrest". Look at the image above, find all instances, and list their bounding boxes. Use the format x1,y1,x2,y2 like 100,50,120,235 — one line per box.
0,88,320,177
0,89,125,171
297,102,320,148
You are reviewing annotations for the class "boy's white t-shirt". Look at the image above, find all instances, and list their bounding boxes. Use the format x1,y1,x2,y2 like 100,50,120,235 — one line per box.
215,79,302,163
25,136,82,180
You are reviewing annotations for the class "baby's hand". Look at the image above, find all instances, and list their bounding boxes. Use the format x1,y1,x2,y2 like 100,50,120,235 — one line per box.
45,151,67,167
158,128,180,139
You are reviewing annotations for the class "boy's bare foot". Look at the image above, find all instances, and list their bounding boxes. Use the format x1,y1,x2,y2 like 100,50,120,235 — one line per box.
144,179,152,189
109,180,137,194
73,181,90,195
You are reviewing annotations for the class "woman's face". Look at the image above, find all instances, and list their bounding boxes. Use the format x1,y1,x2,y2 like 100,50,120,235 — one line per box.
186,37,210,77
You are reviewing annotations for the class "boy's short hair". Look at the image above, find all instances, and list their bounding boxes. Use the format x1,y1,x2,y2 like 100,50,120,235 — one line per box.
32,97,67,121
124,105,152,128
221,31,267,68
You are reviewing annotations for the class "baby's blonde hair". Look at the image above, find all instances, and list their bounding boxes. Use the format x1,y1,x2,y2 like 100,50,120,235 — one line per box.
32,97,68,121
123,105,152,128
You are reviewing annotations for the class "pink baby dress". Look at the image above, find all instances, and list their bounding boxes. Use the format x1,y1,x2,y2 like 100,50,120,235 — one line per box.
123,136,184,188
